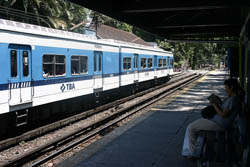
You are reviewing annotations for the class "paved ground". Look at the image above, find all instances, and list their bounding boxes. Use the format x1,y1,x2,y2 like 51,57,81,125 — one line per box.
58,70,228,167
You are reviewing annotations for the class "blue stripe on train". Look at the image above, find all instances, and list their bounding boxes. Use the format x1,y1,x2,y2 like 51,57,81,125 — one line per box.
0,67,171,91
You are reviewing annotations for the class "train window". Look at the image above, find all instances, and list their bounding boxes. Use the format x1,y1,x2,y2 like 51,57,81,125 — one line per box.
71,56,79,74
158,59,163,67
43,55,54,77
141,58,146,69
170,59,173,67
43,54,65,77
55,55,65,75
81,56,88,73
148,58,153,68
71,56,88,75
23,51,29,77
123,57,131,70
11,50,17,77
163,59,167,67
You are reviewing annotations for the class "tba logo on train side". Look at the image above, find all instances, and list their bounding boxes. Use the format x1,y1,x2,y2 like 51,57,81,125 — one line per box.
60,83,75,92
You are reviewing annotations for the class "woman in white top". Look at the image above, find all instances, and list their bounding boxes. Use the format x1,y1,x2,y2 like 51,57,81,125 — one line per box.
182,78,242,157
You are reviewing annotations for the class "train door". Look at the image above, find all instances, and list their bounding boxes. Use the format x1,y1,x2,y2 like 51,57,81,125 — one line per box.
8,44,32,105
93,51,103,91
133,54,139,81
154,55,158,77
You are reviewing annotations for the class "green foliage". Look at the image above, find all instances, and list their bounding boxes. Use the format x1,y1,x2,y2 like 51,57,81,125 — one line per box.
92,11,228,69
156,40,173,51
0,0,88,30
0,0,16,7
154,40,226,69
172,42,226,69
133,27,157,42
91,11,133,32
1,1,227,69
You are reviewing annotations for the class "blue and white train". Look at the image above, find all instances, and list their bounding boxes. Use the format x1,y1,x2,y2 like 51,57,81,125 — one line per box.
0,19,173,137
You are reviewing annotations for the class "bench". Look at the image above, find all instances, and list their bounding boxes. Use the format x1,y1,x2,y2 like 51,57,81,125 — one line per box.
194,115,248,166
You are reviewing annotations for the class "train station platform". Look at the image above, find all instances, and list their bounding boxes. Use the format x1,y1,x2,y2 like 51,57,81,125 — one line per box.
58,70,228,167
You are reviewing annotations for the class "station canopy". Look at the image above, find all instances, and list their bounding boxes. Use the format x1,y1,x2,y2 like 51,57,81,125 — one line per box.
68,0,249,41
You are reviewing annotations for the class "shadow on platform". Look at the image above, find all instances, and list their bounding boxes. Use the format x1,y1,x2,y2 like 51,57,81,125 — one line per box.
58,70,228,167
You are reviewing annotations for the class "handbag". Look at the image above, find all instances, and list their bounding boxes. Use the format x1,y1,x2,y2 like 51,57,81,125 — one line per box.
201,105,217,119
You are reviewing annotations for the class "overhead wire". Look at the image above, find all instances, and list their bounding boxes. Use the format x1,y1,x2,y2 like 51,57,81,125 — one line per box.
0,5,62,25
0,5,91,31
0,5,49,20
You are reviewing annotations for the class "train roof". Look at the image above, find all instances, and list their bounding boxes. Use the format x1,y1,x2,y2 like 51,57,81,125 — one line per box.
0,19,172,55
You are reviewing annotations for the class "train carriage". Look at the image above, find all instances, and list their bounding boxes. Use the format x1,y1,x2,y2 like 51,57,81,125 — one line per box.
0,19,173,138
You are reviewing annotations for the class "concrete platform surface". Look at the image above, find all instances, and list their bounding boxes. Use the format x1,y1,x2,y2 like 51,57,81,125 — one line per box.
57,70,228,167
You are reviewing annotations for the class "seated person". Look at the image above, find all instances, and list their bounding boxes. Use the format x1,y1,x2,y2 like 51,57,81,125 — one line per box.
182,78,242,157
43,67,49,77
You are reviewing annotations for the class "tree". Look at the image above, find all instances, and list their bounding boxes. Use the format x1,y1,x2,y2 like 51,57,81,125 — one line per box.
156,40,173,51
0,0,88,30
1,1,227,69
90,11,133,32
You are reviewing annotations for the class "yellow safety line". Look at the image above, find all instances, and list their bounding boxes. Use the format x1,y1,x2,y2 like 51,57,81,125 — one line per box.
151,72,210,110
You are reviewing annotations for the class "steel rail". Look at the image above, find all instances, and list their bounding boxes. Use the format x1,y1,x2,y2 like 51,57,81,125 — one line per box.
30,73,205,167
0,72,187,151
1,72,205,167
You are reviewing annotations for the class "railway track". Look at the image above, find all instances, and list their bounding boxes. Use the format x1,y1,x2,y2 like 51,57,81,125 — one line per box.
0,72,184,151
0,71,206,167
